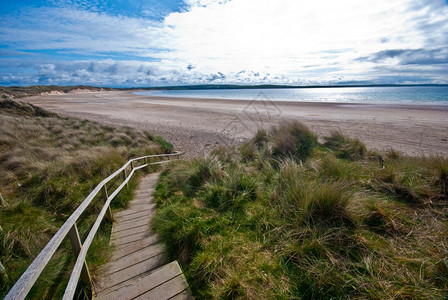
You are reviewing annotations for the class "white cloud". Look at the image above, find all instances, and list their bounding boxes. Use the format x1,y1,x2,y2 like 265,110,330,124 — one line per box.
1,0,447,86
0,7,165,55
162,0,448,80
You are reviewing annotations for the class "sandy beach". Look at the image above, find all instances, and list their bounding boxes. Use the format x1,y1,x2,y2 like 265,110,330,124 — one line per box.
22,91,448,157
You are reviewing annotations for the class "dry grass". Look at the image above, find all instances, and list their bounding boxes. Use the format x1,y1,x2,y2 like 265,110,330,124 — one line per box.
0,85,111,99
0,99,172,298
153,121,448,299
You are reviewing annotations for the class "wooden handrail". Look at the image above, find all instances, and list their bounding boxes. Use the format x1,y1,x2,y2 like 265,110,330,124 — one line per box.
4,152,182,300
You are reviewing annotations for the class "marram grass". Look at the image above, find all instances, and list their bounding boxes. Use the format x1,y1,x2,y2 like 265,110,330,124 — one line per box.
153,123,448,299
0,99,172,298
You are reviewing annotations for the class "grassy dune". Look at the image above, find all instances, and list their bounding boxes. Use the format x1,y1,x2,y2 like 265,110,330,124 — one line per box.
0,85,112,98
0,99,172,298
153,121,448,299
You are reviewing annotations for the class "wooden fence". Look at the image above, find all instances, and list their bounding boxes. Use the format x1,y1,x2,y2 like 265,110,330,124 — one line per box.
4,152,182,300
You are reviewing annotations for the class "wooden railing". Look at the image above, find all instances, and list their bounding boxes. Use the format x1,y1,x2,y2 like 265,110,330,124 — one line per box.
4,152,182,300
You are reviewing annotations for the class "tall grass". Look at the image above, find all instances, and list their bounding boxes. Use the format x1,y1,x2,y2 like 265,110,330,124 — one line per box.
0,99,170,298
271,121,318,161
153,121,448,299
324,130,367,160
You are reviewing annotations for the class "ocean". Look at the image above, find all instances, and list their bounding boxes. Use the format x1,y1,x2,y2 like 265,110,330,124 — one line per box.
134,86,448,105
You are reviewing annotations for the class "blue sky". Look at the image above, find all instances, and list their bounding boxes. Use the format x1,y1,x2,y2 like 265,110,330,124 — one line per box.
1,0,447,87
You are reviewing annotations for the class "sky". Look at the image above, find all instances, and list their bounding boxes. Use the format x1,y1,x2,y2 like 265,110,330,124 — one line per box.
0,0,448,87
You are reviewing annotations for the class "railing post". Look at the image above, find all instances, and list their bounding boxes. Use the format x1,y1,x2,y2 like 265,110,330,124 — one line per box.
123,168,129,188
131,161,135,170
102,185,113,223
68,224,94,296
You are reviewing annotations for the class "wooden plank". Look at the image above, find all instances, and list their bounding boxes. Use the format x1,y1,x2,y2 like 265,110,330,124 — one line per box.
134,190,155,196
131,200,151,203
112,243,165,262
115,214,152,224
94,171,191,300
134,192,154,197
111,224,149,240
98,245,166,277
112,217,149,233
133,274,189,300
111,231,153,246
96,261,183,300
112,216,152,229
114,210,153,222
128,200,152,206
112,236,161,260
115,205,155,218
114,205,155,218
97,252,167,290
134,190,154,195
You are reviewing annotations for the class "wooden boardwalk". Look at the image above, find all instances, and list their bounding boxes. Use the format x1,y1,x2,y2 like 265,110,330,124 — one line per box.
94,173,191,300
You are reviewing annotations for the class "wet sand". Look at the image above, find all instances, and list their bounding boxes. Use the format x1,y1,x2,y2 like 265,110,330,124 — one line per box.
22,91,448,157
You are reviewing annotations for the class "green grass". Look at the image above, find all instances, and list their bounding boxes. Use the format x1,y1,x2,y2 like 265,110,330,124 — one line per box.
153,122,448,299
324,130,367,160
0,99,171,298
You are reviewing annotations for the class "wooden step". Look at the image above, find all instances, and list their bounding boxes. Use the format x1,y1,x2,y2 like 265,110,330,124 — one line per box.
111,224,149,240
96,262,189,300
114,209,154,222
112,217,149,234
99,244,166,276
111,231,154,246
112,236,160,260
95,252,167,292
94,173,191,299
114,205,155,218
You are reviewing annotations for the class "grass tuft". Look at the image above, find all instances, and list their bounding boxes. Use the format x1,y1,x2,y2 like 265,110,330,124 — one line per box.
362,202,404,235
271,121,317,161
300,181,353,226
435,158,448,195
372,180,423,205
324,130,367,160
202,169,257,211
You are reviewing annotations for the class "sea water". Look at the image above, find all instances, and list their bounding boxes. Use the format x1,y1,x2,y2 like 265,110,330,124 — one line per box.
134,86,448,105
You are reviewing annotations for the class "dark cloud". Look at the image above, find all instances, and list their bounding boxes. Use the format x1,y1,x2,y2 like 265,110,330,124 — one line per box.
357,48,448,66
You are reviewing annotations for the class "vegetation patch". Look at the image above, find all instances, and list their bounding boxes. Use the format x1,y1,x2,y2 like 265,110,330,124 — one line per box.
0,99,170,298
153,122,448,299
324,130,367,160
0,85,112,99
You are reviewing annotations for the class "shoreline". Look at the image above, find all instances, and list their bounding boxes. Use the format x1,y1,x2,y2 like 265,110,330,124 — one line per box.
130,92,448,112
22,91,448,157
131,88,448,109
